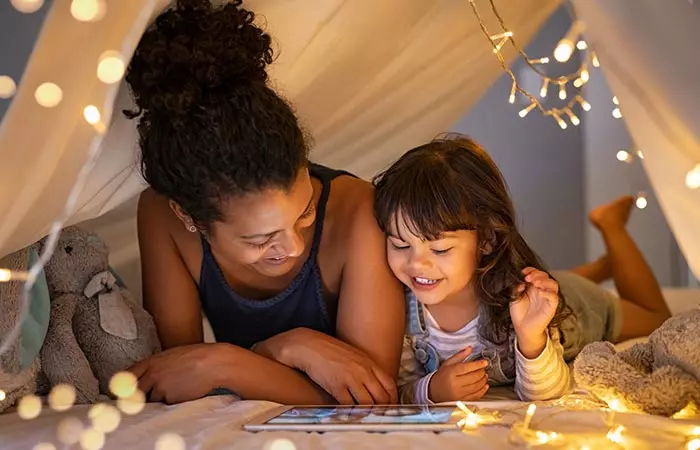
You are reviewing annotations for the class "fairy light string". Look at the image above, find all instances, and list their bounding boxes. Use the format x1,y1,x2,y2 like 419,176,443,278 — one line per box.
468,0,596,129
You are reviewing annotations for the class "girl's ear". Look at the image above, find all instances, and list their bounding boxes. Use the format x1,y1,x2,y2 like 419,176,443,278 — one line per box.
478,229,496,255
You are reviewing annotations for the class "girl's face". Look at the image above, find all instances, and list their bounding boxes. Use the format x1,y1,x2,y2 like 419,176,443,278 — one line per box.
386,213,480,305
208,168,317,277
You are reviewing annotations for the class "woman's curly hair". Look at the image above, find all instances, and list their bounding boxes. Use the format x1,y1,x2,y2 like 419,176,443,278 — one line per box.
125,0,308,229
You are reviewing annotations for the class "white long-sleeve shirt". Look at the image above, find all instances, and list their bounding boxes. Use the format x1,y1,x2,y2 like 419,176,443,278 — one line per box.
398,310,571,403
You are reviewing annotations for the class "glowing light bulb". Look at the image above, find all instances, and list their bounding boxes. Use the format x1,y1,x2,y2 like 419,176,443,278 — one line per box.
554,41,574,62
35,82,63,108
576,40,588,50
70,0,106,22
636,195,648,210
10,0,44,13
49,384,76,412
523,404,536,429
607,425,625,444
688,439,700,450
558,83,567,100
0,75,17,99
564,108,580,126
109,372,137,399
18,394,42,420
686,165,700,189
0,270,11,282
264,438,297,450
0,390,5,401
116,389,146,415
540,79,549,98
553,112,568,129
83,105,101,125
57,417,84,445
89,404,121,433
97,51,125,84
612,108,623,119
573,78,583,88
155,433,187,450
33,444,56,450
616,150,631,162
592,53,600,67
613,96,619,105
637,150,644,159
80,428,105,450
508,80,516,104
519,102,537,118
528,57,550,64
580,69,590,83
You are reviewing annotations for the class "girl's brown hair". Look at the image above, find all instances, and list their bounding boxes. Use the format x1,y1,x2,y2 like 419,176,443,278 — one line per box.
373,133,572,347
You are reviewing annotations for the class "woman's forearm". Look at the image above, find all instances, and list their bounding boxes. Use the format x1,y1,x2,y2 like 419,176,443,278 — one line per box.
216,343,333,405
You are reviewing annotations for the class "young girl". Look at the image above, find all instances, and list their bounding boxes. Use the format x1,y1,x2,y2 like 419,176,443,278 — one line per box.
373,134,671,404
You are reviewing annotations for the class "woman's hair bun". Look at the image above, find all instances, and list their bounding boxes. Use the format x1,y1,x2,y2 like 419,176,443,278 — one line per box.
125,0,273,115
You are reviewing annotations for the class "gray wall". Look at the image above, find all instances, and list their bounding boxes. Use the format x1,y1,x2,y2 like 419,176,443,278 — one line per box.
452,7,586,271
582,63,689,287
0,1,49,119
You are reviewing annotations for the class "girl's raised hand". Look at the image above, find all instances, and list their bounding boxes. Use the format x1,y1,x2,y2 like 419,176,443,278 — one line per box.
509,267,559,358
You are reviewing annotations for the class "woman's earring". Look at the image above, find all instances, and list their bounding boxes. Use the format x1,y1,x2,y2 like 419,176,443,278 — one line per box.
186,224,197,233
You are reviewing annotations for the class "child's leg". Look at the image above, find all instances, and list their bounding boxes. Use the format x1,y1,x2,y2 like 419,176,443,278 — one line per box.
588,196,671,341
569,255,611,284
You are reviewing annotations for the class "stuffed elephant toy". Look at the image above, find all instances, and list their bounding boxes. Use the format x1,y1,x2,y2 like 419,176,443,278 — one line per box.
573,307,700,417
38,226,161,404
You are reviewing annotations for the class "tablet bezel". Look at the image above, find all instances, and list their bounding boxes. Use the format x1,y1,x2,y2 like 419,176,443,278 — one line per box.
243,404,463,432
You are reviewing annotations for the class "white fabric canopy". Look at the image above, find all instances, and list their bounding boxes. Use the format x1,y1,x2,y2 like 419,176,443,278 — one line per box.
1,0,699,286
0,0,557,263
572,0,700,279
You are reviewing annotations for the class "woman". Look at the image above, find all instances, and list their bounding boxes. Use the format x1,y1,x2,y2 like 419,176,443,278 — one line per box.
125,0,404,405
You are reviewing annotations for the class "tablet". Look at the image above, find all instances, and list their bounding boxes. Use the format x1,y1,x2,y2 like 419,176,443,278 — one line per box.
244,405,463,432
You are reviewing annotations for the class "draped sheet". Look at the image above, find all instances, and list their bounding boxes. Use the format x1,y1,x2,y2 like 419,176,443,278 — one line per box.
572,0,700,279
0,0,558,264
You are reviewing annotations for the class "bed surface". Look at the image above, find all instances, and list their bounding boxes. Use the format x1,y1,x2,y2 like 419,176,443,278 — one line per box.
0,395,697,450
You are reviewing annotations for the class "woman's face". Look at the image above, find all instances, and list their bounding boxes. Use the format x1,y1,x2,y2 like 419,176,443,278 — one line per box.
208,168,317,277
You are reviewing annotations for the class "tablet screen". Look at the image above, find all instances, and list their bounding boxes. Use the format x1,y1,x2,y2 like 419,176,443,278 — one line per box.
265,405,458,425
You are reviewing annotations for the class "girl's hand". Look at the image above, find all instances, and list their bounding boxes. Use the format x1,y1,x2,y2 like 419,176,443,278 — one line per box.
428,347,489,403
509,267,559,358
254,328,397,405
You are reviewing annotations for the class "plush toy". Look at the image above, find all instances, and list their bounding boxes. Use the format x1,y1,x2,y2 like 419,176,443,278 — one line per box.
38,226,161,404
573,307,700,417
0,247,41,413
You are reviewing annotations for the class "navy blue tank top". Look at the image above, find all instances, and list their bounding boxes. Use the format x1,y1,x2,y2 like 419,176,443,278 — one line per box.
198,164,353,349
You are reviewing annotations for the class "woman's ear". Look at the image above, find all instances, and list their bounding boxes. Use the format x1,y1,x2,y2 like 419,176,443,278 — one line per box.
169,200,198,233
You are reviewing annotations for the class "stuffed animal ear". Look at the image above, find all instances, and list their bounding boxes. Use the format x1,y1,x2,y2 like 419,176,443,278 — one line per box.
98,290,138,340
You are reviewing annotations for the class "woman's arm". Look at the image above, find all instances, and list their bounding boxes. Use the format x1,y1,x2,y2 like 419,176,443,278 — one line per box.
135,190,333,404
138,189,204,348
335,183,406,379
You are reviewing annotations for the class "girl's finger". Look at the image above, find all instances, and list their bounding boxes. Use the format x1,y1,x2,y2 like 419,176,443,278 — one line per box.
522,267,537,276
525,270,549,283
533,278,559,293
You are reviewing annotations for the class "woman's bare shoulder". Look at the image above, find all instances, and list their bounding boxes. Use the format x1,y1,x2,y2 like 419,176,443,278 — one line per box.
137,188,202,279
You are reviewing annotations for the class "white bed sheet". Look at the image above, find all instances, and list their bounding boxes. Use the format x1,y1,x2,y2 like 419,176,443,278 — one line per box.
0,395,697,450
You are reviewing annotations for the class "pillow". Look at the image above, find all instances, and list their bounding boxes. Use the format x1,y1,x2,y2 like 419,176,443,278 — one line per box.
19,248,51,369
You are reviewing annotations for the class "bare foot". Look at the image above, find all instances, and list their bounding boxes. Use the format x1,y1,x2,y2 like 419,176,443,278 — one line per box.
588,195,635,231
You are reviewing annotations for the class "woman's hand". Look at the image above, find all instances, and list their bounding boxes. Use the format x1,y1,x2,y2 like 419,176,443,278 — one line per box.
254,328,398,405
129,343,235,404
509,267,559,359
